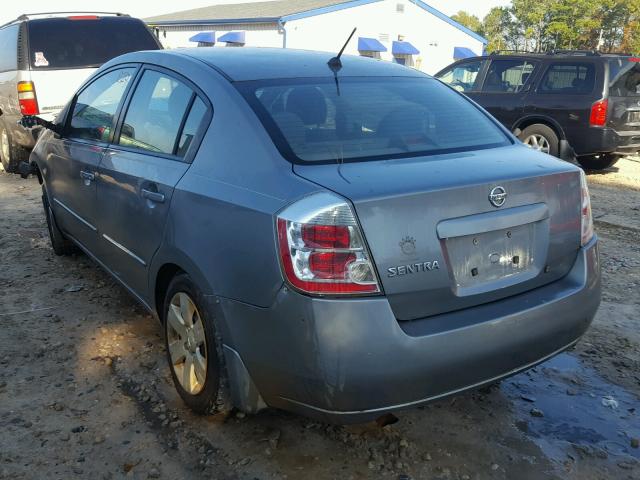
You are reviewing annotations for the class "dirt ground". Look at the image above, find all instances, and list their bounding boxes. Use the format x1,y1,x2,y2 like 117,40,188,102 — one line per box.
1,158,639,480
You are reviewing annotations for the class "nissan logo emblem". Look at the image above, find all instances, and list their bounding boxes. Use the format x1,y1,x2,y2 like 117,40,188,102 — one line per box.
489,186,507,207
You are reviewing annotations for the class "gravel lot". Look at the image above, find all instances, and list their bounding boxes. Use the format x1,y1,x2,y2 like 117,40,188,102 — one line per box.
1,158,639,480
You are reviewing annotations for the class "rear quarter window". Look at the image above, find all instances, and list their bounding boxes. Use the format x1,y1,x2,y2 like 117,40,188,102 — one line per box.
27,17,159,70
0,25,18,72
538,63,596,95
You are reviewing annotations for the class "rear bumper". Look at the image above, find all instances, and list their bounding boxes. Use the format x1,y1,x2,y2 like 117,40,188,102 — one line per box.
219,238,600,424
573,127,640,156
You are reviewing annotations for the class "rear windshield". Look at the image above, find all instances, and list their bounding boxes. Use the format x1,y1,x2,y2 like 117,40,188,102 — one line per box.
27,17,159,70
238,77,511,164
609,58,640,97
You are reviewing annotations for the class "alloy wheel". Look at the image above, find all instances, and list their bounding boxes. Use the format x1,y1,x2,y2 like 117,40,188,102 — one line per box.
522,134,551,154
166,292,208,395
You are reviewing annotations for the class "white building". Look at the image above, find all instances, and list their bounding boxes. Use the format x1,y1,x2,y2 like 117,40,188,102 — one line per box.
146,0,486,74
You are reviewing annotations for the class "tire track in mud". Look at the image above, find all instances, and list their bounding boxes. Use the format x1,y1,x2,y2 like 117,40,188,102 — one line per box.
103,355,239,480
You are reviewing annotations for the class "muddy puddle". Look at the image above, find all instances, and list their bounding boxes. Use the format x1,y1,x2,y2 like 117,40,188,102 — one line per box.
503,352,639,463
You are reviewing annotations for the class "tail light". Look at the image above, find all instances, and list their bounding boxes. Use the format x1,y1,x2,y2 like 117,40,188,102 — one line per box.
17,81,39,115
589,99,608,127
580,171,594,246
277,192,381,295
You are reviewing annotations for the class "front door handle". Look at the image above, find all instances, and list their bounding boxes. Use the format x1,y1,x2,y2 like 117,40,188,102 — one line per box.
80,170,95,185
141,188,165,204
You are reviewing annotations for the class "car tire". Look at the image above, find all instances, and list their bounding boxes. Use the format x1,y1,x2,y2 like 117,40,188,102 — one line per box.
0,123,29,173
41,187,78,256
577,154,620,171
163,273,232,415
518,124,560,157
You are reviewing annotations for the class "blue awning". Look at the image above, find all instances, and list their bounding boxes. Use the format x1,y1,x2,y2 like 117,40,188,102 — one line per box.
453,46,478,60
358,37,387,52
392,41,419,55
218,31,245,44
189,32,216,44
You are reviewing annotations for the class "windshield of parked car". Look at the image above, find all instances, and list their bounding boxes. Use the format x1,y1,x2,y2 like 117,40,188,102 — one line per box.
609,58,640,97
28,17,159,70
237,77,511,164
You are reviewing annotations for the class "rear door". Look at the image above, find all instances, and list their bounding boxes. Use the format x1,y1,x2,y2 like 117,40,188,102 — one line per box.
607,57,640,141
26,16,161,118
47,66,136,250
96,66,210,298
472,58,540,129
529,60,601,154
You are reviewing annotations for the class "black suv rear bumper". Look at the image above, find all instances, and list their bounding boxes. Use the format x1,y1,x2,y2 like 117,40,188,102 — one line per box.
575,127,640,157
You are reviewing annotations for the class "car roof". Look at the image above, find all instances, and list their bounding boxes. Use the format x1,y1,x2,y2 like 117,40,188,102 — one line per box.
129,47,427,82
460,53,628,62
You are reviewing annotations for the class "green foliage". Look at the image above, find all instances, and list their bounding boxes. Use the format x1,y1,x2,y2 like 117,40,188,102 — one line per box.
451,11,484,36
456,0,640,54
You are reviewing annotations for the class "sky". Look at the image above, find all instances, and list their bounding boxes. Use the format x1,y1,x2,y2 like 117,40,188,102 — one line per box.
0,0,510,25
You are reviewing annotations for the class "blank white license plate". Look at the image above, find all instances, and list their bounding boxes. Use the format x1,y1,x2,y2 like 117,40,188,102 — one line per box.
446,223,536,290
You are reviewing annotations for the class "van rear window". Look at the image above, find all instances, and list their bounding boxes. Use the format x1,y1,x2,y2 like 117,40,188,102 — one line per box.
238,77,511,164
609,58,640,97
27,17,159,70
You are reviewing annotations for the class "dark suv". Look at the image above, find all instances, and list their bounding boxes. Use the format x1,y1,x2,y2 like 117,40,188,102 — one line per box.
435,51,640,170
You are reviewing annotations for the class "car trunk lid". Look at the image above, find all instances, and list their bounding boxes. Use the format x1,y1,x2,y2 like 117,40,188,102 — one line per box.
294,145,582,320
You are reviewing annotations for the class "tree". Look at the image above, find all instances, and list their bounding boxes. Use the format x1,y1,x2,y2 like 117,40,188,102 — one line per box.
511,0,553,52
451,11,484,36
482,7,517,53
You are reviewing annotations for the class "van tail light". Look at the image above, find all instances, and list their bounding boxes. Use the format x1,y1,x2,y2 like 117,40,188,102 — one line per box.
17,81,39,115
277,192,381,295
580,171,594,246
589,99,608,127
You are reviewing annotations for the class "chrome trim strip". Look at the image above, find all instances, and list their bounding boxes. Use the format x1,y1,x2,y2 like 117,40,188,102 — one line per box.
53,198,97,232
102,234,147,266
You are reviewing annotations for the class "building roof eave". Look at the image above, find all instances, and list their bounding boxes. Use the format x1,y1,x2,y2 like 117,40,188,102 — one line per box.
147,17,281,27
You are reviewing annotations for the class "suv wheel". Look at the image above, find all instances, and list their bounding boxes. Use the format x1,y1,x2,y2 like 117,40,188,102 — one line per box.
42,187,78,256
163,274,232,415
0,124,29,173
519,124,559,157
577,154,620,171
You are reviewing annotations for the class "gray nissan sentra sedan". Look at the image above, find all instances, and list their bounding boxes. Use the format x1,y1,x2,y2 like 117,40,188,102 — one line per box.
27,48,601,424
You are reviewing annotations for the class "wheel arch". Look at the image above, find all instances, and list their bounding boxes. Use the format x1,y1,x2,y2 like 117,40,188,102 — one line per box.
512,116,566,141
149,247,216,321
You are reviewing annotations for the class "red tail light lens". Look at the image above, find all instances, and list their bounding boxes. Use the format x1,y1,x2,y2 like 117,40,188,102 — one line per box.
277,193,381,295
68,15,100,20
17,81,39,115
302,224,350,249
580,171,594,246
589,99,608,127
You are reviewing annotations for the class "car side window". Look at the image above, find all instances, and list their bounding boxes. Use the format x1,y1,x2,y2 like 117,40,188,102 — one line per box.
118,70,194,155
483,60,536,93
436,60,483,92
539,63,595,94
68,68,135,142
176,97,207,157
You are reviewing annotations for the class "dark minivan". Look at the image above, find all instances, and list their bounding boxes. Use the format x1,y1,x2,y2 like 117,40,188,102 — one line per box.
0,12,161,172
435,51,640,170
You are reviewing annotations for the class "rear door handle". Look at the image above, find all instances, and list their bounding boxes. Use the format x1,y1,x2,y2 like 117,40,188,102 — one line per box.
141,188,165,204
80,170,95,185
